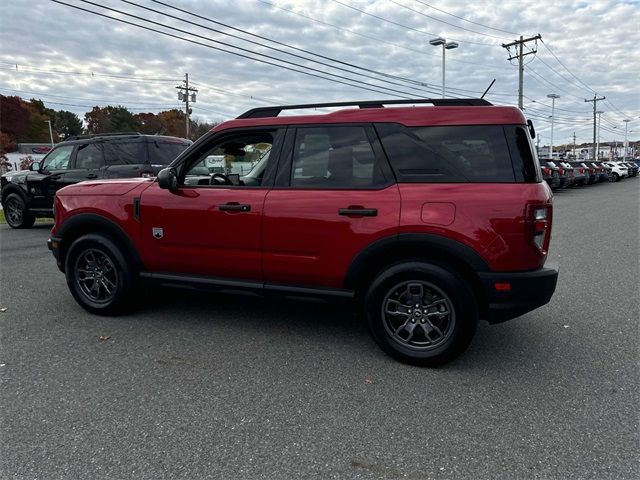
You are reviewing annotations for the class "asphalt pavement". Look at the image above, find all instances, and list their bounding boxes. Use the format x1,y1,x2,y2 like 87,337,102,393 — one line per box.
1,178,638,479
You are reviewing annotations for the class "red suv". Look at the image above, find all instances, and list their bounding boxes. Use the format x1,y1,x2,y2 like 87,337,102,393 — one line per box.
48,99,558,366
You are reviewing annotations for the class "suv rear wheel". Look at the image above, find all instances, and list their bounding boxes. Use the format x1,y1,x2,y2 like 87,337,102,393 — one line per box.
4,193,35,229
65,234,137,315
364,262,477,366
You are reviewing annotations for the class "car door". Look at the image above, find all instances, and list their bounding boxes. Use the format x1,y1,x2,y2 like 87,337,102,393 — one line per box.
138,128,284,281
30,144,76,210
65,142,106,184
262,125,401,289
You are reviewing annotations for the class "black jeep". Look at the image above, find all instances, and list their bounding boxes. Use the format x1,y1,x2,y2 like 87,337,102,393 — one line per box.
1,133,190,228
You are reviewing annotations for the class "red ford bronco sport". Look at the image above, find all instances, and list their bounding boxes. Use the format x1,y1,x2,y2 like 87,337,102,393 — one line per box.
48,99,558,366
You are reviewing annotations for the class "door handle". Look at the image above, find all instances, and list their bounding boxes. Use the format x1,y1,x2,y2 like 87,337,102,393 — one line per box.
85,174,98,179
48,174,61,180
219,203,251,212
338,207,378,217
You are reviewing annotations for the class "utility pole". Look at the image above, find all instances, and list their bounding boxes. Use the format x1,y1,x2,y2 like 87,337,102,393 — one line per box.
596,110,604,160
45,120,54,147
573,132,576,159
176,73,198,138
585,95,605,161
502,34,541,109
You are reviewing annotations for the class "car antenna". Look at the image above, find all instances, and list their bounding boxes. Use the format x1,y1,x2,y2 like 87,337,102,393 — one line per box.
481,79,496,99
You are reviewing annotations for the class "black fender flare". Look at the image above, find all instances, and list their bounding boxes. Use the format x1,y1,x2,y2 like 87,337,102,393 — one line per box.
344,233,490,292
55,213,143,273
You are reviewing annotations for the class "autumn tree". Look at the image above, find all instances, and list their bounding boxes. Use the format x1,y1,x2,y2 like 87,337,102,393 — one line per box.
0,95,30,140
84,106,109,134
136,112,164,135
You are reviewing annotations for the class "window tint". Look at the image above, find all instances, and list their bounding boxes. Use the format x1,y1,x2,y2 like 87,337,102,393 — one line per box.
291,126,386,188
505,126,539,182
376,124,518,183
41,145,74,171
184,131,274,187
102,141,146,166
75,143,104,169
149,140,190,166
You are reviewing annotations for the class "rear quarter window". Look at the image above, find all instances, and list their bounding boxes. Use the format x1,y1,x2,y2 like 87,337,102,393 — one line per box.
376,123,537,183
102,140,146,166
148,140,190,166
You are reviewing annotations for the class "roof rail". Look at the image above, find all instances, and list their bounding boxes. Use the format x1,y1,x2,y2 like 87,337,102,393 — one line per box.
63,132,141,142
237,98,492,119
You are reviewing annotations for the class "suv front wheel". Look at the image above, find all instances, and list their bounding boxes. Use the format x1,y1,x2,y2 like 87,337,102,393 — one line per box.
364,262,478,366
65,234,137,315
4,193,35,229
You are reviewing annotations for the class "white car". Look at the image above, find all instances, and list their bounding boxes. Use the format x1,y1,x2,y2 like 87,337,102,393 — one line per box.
602,161,628,182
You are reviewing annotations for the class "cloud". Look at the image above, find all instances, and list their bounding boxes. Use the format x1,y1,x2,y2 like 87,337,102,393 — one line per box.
1,0,638,144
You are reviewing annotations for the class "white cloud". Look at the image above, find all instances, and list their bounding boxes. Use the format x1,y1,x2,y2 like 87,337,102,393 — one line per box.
0,0,638,144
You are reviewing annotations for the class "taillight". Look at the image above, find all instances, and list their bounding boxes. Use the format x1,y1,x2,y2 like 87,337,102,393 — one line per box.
579,168,585,174
543,167,551,175
529,205,552,254
559,168,565,175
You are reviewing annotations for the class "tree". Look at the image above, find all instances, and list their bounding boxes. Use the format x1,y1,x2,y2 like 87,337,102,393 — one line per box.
136,112,164,135
108,106,138,132
0,95,30,139
55,110,83,139
0,132,16,154
157,109,185,138
85,106,109,134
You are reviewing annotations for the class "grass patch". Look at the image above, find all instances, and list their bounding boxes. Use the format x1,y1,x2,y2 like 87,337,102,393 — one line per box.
0,209,53,225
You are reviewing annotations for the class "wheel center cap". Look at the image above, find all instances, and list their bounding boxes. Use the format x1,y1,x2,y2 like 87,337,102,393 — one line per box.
414,309,422,318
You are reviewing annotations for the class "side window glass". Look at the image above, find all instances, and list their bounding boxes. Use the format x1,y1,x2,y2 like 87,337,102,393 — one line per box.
75,143,104,170
291,126,384,188
103,141,146,166
41,145,74,171
377,124,516,183
184,132,274,187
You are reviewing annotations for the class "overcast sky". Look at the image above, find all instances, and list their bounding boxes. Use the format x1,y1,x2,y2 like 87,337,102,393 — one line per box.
1,0,638,145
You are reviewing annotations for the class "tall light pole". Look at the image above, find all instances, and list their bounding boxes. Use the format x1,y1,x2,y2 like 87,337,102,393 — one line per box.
547,94,559,160
596,110,604,160
623,119,630,159
44,120,54,147
429,37,458,98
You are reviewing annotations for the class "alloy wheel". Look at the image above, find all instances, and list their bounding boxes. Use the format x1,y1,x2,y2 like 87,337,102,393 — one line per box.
382,281,455,350
74,248,118,304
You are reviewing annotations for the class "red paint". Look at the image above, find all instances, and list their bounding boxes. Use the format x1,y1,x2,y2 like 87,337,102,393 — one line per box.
262,186,401,288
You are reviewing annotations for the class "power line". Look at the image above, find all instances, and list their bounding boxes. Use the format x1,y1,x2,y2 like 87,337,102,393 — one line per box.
389,0,510,41
330,0,497,47
0,61,178,82
78,0,433,98
412,0,521,36
540,39,597,95
49,0,420,99
0,86,179,107
132,0,443,96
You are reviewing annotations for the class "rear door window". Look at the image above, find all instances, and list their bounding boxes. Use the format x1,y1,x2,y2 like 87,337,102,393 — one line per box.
102,140,146,166
149,140,190,166
376,124,522,183
74,143,104,170
290,126,389,188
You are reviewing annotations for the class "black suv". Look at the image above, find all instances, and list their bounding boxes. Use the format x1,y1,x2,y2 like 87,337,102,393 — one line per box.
1,133,190,228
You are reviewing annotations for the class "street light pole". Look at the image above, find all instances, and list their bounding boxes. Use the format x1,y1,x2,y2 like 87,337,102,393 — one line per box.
429,37,458,99
547,94,559,160
623,119,630,159
45,120,54,147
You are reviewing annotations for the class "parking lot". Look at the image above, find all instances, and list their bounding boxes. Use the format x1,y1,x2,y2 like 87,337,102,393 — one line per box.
0,179,638,479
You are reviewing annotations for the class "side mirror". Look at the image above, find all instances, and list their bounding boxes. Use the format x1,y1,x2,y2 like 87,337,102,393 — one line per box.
157,168,178,191
29,162,41,172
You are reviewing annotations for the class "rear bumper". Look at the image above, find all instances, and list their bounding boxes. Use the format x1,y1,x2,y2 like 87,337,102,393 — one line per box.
479,263,559,324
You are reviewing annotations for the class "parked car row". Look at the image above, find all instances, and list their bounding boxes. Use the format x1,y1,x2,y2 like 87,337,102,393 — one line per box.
540,159,638,190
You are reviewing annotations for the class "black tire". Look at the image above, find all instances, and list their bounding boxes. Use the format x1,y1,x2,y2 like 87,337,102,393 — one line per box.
65,234,137,315
612,172,620,182
3,193,35,229
364,262,478,367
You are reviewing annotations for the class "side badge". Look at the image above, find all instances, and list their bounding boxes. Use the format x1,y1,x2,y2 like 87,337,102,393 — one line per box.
152,227,164,239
